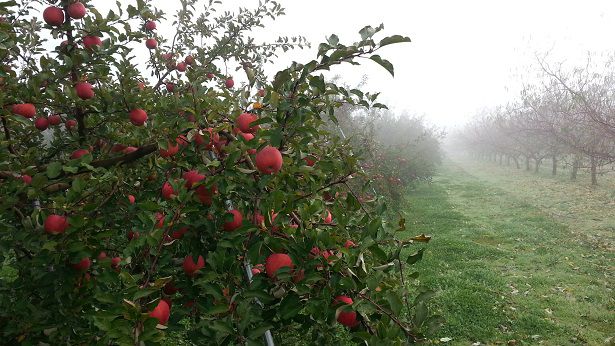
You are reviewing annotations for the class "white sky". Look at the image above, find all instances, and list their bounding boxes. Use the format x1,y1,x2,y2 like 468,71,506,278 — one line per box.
92,1,615,129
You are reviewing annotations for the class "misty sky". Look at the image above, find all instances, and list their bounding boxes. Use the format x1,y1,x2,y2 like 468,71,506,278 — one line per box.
97,0,615,129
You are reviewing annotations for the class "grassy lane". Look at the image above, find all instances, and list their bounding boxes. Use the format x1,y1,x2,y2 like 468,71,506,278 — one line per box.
404,160,614,345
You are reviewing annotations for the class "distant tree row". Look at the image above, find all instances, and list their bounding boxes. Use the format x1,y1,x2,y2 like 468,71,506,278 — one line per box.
454,56,615,185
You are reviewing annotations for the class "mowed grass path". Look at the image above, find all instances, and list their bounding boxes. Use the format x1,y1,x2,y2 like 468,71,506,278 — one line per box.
404,159,614,345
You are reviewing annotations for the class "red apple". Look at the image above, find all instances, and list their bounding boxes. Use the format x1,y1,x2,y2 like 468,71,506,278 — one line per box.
184,55,194,65
163,282,179,295
67,2,86,19
255,146,283,174
21,175,32,185
82,36,102,50
225,78,234,88
303,156,316,166
48,114,61,125
43,6,64,26
257,89,265,97
127,195,135,204
343,240,357,249
206,73,214,79
196,185,216,205
176,62,187,72
34,117,49,131
145,20,156,31
165,82,174,92
129,109,147,126
223,209,243,231
111,257,121,268
171,227,188,239
265,253,293,279
334,296,358,327
251,264,264,275
137,81,146,90
70,149,89,159
97,251,107,260
145,38,157,49
149,300,170,325
183,255,205,277
161,181,175,200
65,119,77,129
183,170,205,189
71,257,91,271
236,113,259,133
323,210,332,224
11,103,36,118
44,214,69,235
159,141,179,157
75,82,94,100
122,146,138,154
127,230,139,240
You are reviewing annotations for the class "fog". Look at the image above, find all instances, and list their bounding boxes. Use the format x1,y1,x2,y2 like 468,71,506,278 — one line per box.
100,0,615,130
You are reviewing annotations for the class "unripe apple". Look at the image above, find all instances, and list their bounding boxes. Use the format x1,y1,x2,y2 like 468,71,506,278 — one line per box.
161,181,175,200
67,2,86,19
82,36,102,50
75,82,94,100
11,103,36,118
149,300,170,325
34,117,49,131
334,296,358,327
236,113,259,133
223,209,243,231
145,38,157,49
44,214,69,235
43,6,64,26
127,195,135,204
21,175,32,185
71,257,91,271
183,255,205,277
70,149,89,159
129,109,147,126
184,55,194,65
65,119,77,129
265,253,293,279
145,20,156,31
255,146,283,174
183,170,205,189
48,114,61,125
176,62,187,72
225,78,234,88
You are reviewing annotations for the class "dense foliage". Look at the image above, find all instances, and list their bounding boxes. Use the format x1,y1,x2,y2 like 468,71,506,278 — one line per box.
0,0,438,344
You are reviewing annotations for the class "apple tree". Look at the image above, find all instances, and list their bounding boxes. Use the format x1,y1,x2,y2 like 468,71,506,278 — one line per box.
0,0,437,344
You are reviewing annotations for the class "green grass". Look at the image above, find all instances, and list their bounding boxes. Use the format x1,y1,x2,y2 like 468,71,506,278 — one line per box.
404,158,614,345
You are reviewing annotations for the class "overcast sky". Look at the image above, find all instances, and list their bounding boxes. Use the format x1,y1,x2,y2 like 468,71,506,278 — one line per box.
99,0,615,130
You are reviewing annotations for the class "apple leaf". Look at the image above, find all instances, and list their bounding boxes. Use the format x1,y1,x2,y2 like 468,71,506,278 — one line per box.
379,35,412,47
46,162,62,179
370,55,394,76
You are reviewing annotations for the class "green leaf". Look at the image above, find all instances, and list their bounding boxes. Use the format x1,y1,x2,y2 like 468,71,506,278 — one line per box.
46,162,62,179
379,35,411,47
327,34,339,46
386,291,403,316
359,25,376,40
247,324,274,340
406,248,424,265
370,55,394,76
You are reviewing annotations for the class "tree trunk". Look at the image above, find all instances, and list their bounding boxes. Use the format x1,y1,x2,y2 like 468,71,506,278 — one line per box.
513,156,520,169
507,156,511,166
534,159,541,173
590,156,598,185
551,155,557,176
525,157,530,171
571,158,580,181
499,155,503,165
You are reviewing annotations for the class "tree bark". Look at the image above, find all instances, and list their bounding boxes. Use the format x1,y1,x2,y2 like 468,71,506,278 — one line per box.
525,156,530,171
513,156,520,169
551,155,557,176
534,159,541,173
571,158,580,181
590,156,598,185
